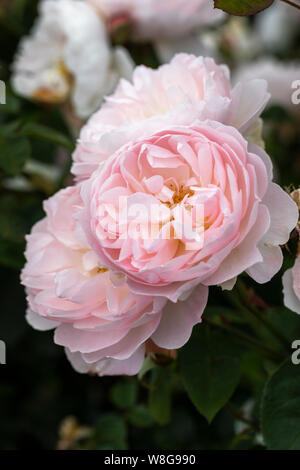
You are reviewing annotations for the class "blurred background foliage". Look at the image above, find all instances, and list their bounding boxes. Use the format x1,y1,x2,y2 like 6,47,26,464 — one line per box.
0,0,300,450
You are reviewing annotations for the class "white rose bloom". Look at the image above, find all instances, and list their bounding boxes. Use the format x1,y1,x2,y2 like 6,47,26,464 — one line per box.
156,16,261,67
12,0,134,119
234,59,300,115
89,0,225,40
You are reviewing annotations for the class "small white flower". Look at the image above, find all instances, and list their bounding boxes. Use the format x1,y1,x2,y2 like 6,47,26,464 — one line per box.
234,59,300,115
12,0,134,119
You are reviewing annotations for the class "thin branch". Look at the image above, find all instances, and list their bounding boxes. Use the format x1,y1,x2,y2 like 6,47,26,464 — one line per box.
204,318,284,362
226,402,260,432
235,280,291,352
281,0,300,10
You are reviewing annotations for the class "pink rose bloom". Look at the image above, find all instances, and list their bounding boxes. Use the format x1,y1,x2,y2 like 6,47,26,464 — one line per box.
79,120,298,302
283,256,300,315
73,54,271,181
89,0,224,40
21,185,208,376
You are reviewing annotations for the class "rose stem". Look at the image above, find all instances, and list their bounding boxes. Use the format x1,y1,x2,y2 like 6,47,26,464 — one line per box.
225,402,260,432
235,279,291,352
204,318,284,362
281,0,300,10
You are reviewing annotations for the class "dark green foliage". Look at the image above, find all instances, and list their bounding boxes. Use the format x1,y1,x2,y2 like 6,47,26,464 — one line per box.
179,326,241,423
261,360,300,450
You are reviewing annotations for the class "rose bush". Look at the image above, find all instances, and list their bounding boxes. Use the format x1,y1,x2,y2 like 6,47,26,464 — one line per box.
1,0,300,450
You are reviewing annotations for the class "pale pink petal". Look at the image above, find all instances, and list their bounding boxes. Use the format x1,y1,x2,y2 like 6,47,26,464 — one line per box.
283,268,300,315
26,308,60,331
151,285,208,349
247,244,283,284
262,183,298,245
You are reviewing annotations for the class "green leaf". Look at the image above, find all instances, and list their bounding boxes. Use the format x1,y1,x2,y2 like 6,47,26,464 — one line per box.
0,89,21,115
214,0,274,16
0,121,21,136
148,367,172,425
21,122,75,151
127,404,154,428
261,360,300,449
110,380,138,409
94,413,127,450
179,326,241,423
240,351,268,393
0,135,31,175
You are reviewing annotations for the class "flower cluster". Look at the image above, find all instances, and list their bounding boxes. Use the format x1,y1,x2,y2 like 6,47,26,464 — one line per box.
21,54,298,376
11,0,224,120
